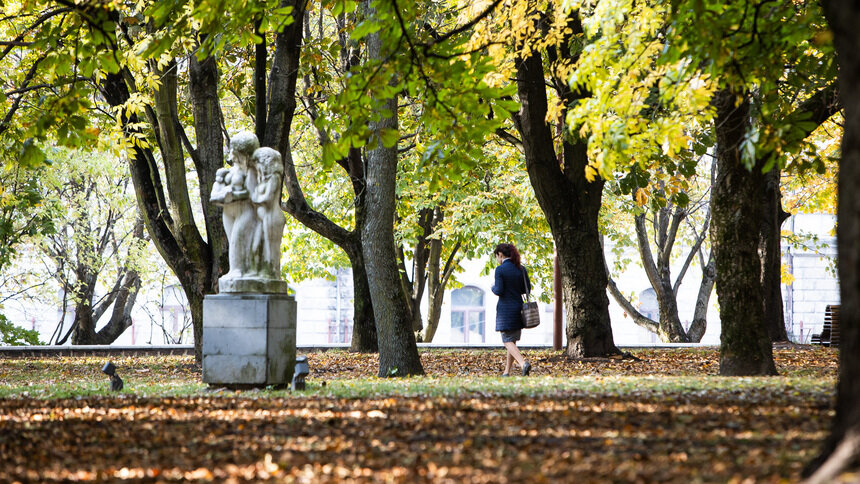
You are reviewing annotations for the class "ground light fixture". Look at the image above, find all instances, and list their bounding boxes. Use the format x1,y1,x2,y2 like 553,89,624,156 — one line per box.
101,361,124,391
292,356,309,391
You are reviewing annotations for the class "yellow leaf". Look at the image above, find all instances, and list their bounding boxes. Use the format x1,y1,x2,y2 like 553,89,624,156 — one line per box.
635,188,648,206
781,265,795,285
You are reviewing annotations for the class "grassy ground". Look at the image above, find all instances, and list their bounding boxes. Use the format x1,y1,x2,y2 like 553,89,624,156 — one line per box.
0,346,840,482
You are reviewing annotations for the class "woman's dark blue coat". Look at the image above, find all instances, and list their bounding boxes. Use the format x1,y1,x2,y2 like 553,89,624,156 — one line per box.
491,259,532,332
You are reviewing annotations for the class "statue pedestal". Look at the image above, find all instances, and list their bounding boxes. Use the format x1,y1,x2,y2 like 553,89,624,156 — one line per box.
202,293,296,387
218,277,289,294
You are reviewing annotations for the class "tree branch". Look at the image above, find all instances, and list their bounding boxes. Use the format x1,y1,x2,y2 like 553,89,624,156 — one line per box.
606,270,659,333
634,213,663,293
673,213,710,296
0,7,73,61
0,52,49,135
494,128,523,151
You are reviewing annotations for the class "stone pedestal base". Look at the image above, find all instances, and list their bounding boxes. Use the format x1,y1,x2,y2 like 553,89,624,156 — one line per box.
202,293,296,386
218,277,289,294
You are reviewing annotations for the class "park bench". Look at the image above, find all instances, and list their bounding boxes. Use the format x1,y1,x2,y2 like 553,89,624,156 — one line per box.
811,304,840,347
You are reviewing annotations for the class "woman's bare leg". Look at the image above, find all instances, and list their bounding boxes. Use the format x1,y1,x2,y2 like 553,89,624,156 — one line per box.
504,351,514,375
503,342,526,367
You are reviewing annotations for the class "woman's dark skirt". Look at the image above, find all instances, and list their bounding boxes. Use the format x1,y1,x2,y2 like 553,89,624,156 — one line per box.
501,330,522,343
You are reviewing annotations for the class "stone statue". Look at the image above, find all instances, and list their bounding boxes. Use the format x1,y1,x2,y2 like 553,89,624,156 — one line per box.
210,132,288,293
250,147,287,280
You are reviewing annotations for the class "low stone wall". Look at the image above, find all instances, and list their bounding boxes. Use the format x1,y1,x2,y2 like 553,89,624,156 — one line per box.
0,345,196,358
0,342,719,358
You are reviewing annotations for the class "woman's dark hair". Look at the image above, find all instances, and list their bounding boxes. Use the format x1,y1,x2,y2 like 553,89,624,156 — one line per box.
494,243,521,268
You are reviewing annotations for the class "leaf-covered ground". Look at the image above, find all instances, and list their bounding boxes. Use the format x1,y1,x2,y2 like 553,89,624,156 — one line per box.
0,346,841,482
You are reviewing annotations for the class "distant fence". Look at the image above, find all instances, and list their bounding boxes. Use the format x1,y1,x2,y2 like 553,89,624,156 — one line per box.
0,342,718,358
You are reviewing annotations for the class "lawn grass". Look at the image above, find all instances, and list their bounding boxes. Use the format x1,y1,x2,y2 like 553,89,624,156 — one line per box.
0,346,839,482
0,346,838,399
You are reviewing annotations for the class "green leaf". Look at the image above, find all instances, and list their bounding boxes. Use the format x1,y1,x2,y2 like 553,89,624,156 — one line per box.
379,128,399,148
350,21,382,41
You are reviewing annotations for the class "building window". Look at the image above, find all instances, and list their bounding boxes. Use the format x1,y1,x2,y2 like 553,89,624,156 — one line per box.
451,286,485,343
328,318,352,344
638,288,658,321
638,288,658,343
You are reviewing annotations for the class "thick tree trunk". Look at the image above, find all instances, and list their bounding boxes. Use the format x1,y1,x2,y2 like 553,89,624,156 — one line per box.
187,288,204,360
805,1,860,479
188,53,227,290
361,22,423,377
152,57,212,363
275,2,379,352
557,220,618,357
711,88,777,376
760,168,789,341
69,285,95,345
362,125,423,375
656,284,688,342
262,0,306,156
515,42,619,358
100,69,213,363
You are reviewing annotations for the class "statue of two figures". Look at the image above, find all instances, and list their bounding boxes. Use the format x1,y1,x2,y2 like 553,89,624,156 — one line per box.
210,132,288,294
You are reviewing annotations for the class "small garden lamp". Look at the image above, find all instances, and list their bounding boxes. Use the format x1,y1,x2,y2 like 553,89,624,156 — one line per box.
292,356,309,391
101,361,124,391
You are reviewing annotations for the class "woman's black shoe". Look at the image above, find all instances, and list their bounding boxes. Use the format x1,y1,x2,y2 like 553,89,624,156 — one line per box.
522,361,531,376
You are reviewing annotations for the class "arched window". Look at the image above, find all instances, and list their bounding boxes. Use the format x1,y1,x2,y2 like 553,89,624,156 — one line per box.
638,288,658,321
451,286,485,343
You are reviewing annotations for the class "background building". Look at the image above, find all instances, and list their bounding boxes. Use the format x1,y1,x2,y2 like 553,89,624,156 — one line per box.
2,215,838,347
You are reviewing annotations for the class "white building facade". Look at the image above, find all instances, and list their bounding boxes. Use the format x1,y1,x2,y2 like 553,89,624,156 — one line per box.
3,215,838,347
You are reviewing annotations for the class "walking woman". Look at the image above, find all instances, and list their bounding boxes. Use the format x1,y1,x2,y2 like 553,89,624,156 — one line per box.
492,243,532,376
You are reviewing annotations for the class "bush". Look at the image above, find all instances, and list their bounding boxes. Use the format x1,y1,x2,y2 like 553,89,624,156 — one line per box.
0,314,43,346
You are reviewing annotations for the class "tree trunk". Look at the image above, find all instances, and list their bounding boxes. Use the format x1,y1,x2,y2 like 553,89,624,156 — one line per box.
399,207,433,334
634,212,690,342
760,167,789,341
69,281,95,345
188,52,227,290
99,69,213,363
262,0,306,157
710,88,777,376
759,85,839,345
345,242,378,353
805,1,860,479
655,283,689,342
69,267,141,345
423,285,445,342
276,3,378,352
688,254,715,343
422,234,459,343
92,271,141,344
361,22,423,377
421,233,453,343
397,206,450,339
556,221,618,357
187,287,204,360
515,37,619,358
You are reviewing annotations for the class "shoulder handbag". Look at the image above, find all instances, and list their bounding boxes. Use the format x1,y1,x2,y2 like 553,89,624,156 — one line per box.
521,267,540,328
